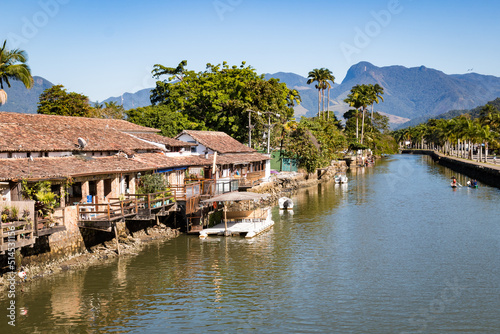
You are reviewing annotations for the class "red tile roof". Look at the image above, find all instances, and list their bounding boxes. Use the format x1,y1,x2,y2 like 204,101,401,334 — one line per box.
212,153,270,165
0,153,212,181
132,133,196,147
0,112,158,133
0,113,160,152
176,130,255,154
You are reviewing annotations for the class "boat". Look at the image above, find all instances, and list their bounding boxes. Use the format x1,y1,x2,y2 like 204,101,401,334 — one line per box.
334,174,348,184
279,197,294,209
450,182,457,188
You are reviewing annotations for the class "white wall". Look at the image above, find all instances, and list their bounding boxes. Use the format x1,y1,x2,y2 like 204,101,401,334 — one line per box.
176,134,211,155
0,184,10,202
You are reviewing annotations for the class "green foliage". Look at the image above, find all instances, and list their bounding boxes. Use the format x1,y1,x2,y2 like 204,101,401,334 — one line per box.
150,60,300,143
22,180,58,217
284,117,347,173
137,173,168,194
37,84,95,117
91,101,126,119
125,105,204,137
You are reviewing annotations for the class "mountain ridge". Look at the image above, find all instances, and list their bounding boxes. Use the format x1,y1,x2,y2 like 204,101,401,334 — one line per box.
2,62,500,127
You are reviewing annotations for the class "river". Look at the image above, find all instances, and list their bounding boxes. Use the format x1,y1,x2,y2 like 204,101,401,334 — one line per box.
1,154,499,333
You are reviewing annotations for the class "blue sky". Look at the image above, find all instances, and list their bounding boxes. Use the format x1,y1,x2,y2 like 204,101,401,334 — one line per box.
2,0,499,102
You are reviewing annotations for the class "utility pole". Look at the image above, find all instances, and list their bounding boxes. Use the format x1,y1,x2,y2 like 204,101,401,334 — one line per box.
262,112,280,154
247,109,261,148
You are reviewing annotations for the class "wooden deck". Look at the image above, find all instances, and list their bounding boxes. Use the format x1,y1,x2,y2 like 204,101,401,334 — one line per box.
77,191,175,230
0,220,35,254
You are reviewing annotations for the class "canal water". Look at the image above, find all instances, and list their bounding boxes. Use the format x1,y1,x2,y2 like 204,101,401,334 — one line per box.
2,155,499,333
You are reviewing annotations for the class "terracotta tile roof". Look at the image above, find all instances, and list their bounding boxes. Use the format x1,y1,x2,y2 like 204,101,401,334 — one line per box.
0,112,159,133
176,130,255,154
0,113,160,153
0,153,212,181
212,153,270,165
132,133,196,147
132,153,211,168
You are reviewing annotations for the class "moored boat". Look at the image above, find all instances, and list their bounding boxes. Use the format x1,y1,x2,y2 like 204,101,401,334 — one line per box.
279,197,294,209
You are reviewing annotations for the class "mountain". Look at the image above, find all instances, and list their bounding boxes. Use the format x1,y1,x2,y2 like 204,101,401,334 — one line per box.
0,76,53,114
3,62,500,127
266,62,500,125
396,97,500,129
101,88,152,110
331,62,500,120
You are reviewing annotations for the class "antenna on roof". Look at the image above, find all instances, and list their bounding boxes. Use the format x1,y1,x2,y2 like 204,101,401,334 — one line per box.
78,137,87,149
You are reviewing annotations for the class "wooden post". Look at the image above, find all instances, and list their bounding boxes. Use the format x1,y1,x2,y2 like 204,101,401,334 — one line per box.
113,224,120,256
107,204,111,221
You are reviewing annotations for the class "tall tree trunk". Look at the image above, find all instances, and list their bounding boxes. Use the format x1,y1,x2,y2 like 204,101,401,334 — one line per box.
317,88,321,118
356,109,359,141
360,108,366,144
327,86,330,120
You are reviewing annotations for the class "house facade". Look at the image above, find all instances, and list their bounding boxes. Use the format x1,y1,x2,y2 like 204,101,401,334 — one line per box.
175,130,271,189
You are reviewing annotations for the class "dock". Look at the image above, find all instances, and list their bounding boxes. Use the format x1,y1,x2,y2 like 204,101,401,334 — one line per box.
199,207,274,238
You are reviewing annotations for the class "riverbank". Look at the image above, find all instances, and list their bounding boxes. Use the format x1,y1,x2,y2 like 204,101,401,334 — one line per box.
251,160,348,204
401,149,500,188
0,160,348,289
0,224,179,290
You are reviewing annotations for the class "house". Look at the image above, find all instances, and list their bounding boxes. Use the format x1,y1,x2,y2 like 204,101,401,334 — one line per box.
175,130,271,190
0,113,274,251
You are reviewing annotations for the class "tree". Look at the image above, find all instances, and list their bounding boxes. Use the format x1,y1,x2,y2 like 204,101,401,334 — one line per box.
37,85,95,117
150,60,300,144
323,69,335,120
0,40,34,105
369,83,384,120
126,105,204,137
91,101,126,119
307,68,325,118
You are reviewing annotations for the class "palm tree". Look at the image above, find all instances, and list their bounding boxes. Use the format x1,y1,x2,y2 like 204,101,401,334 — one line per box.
344,91,363,141
321,68,335,120
307,68,324,118
0,40,33,105
369,83,384,120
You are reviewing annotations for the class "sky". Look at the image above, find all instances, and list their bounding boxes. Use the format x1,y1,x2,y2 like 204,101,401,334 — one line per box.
2,0,500,102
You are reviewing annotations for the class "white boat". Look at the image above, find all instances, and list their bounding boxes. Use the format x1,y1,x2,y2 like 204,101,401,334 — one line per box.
278,197,294,209
335,174,348,184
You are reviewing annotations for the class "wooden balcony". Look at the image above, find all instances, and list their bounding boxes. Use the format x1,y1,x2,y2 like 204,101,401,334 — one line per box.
35,207,66,237
77,191,175,230
0,219,35,254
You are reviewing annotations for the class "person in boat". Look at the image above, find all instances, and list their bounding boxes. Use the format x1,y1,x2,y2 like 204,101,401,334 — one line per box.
451,177,457,187
472,179,478,187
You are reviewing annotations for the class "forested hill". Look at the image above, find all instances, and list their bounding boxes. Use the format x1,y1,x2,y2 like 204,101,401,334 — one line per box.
2,62,500,128
0,76,53,114
330,62,500,120
395,97,500,129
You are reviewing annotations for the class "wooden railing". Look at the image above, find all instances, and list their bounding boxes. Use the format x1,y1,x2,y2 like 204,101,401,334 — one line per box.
239,170,266,187
170,183,201,200
0,219,35,254
123,191,174,218
35,207,66,237
77,190,175,228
